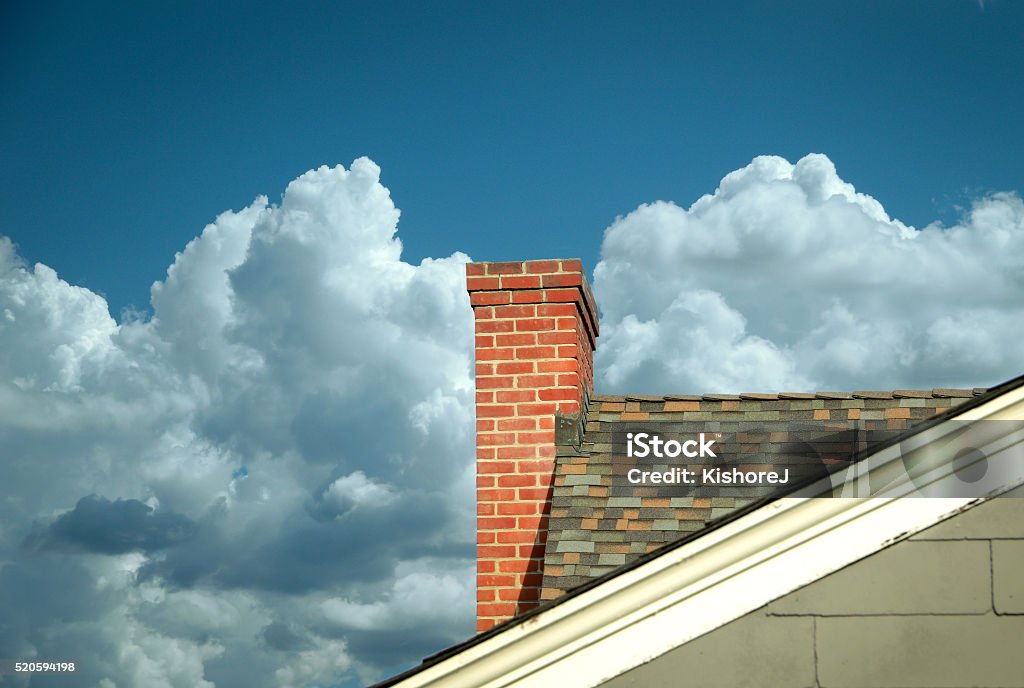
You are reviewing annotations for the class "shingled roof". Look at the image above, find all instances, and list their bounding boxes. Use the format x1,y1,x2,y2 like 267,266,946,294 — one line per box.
541,387,987,598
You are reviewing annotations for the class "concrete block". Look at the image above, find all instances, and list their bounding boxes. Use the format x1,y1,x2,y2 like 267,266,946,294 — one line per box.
817,615,1024,687
600,613,815,688
768,540,991,615
994,540,1024,614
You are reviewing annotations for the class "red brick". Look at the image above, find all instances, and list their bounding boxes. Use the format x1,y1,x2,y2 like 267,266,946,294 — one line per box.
477,603,517,617
515,318,556,331
515,346,558,360
518,431,555,444
518,487,553,500
497,502,537,515
537,331,576,345
498,588,526,601
477,560,496,573
525,260,560,274
498,559,539,573
497,474,535,487
475,363,494,376
556,374,580,387
477,545,517,558
501,275,542,289
537,359,578,373
518,374,557,387
477,502,494,514
476,476,495,488
476,447,496,460
477,460,515,474
466,276,500,291
517,459,556,473
466,263,486,276
521,572,544,588
544,288,579,303
495,390,536,403
477,433,516,446
511,290,544,304
476,375,514,389
556,317,578,330
478,488,515,501
495,361,534,374
476,320,515,333
476,404,516,418
476,418,494,431
497,445,537,459
477,618,496,632
516,344,557,360
497,417,536,431
476,391,494,404
538,417,555,430
477,531,495,544
493,305,536,318
495,333,536,347
537,303,577,317
496,532,539,545
557,345,578,358
476,347,515,361
538,388,578,401
558,401,580,414
518,402,558,416
516,516,549,530
541,273,582,288
477,574,517,588
486,262,524,275
470,291,511,306
477,589,495,601
475,335,494,348
477,517,516,529
474,307,493,319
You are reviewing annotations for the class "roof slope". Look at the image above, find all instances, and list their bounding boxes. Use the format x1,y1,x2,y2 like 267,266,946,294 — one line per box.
543,388,985,596
372,375,1024,688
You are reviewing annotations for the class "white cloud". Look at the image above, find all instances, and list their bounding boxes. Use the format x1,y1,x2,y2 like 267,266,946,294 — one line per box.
322,560,475,632
594,153,1024,393
0,158,476,687
324,471,397,512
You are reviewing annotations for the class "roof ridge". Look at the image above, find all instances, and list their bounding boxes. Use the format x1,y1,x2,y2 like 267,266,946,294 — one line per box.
590,387,986,403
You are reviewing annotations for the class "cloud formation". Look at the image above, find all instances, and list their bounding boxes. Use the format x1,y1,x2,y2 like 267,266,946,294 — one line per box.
594,153,1024,394
3,153,1022,686
0,159,475,687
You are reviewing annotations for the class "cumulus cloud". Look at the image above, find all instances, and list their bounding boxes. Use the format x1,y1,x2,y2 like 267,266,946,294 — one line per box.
4,151,1021,687
25,495,197,554
594,153,1024,393
0,158,475,687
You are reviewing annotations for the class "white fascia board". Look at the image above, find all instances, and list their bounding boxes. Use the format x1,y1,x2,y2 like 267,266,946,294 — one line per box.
391,384,1024,688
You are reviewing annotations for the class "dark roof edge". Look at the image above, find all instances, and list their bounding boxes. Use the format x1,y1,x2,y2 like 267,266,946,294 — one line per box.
593,388,985,403
368,372,1024,688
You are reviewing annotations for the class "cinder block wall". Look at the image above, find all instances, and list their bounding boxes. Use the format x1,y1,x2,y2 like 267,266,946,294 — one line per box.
600,487,1024,687
467,259,599,631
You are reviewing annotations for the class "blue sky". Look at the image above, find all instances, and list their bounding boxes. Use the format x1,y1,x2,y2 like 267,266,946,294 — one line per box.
2,3,1024,687
3,1,1022,316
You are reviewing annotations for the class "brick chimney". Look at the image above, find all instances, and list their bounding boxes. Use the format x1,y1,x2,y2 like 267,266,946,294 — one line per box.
467,259,599,632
